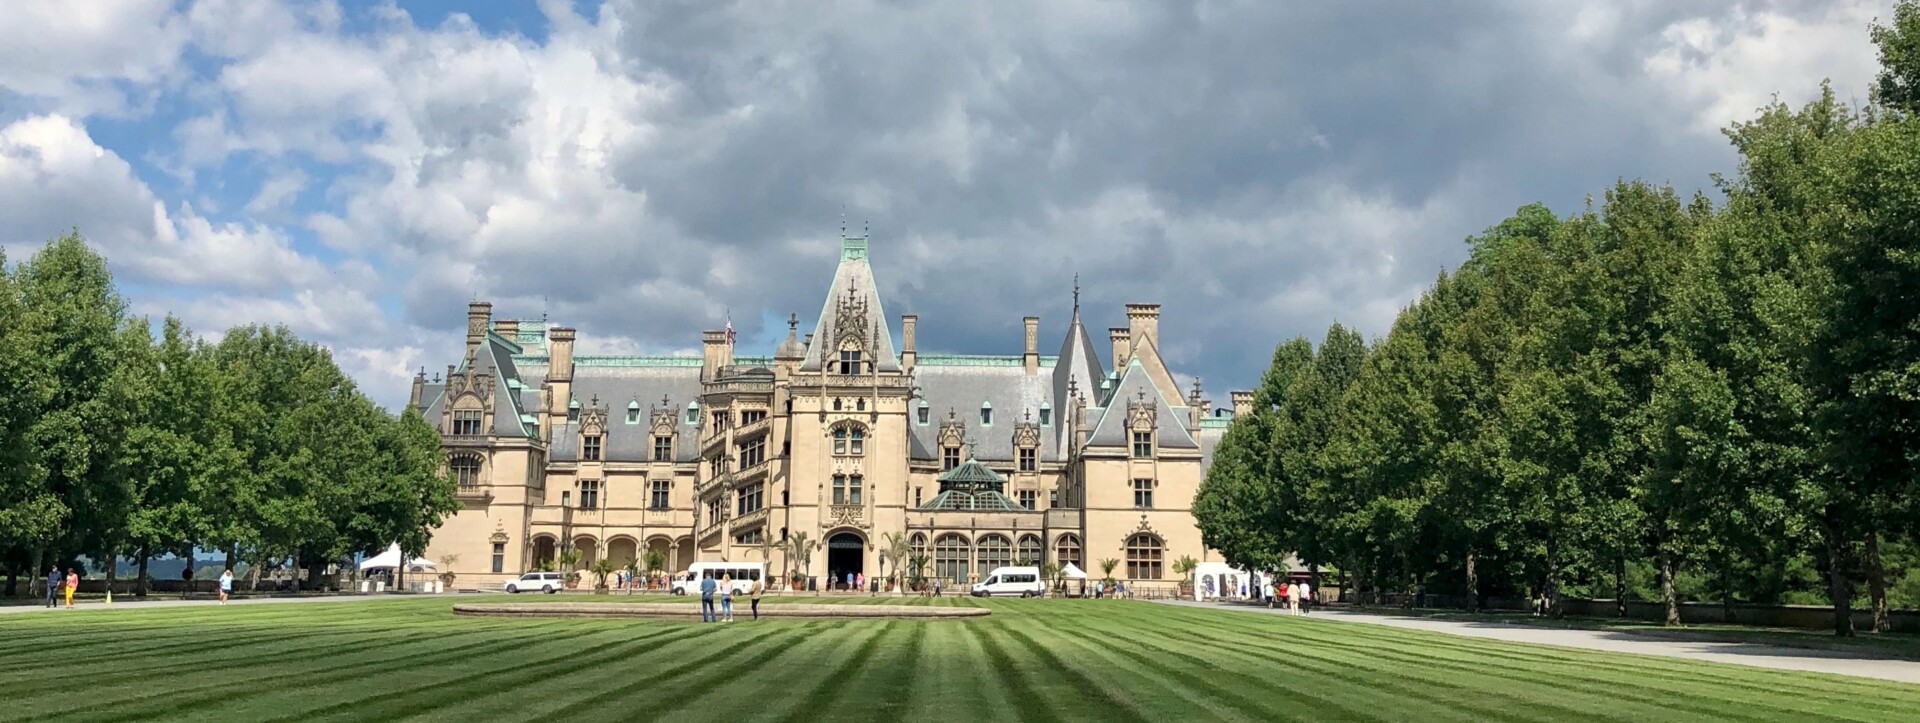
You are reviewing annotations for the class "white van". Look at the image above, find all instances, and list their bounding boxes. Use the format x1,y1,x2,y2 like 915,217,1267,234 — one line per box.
670,562,766,596
971,566,1046,597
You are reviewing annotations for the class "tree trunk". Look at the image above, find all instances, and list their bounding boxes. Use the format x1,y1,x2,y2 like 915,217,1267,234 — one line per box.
1823,519,1854,637
1720,555,1735,624
1658,549,1680,627
4,568,14,598
1866,528,1889,633
223,543,237,576
1465,550,1479,612
1614,550,1627,618
136,544,150,597
104,544,118,600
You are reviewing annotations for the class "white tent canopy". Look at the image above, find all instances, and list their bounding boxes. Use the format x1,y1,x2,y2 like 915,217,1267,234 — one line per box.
1059,562,1089,580
1192,562,1253,602
358,543,436,573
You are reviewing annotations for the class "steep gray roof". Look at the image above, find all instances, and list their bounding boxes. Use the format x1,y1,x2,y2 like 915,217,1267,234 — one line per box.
1052,306,1105,450
800,234,900,373
1085,357,1199,450
549,365,704,462
910,360,1060,462
418,334,537,438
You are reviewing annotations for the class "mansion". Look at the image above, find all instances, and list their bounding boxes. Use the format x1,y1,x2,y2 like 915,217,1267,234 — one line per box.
415,232,1246,589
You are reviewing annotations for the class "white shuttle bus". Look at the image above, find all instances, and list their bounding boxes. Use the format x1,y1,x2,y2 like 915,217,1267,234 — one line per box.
971,566,1046,597
670,562,766,596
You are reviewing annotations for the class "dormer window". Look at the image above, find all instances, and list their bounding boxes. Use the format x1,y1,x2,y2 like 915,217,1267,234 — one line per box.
1018,447,1036,473
583,434,603,462
452,409,482,436
653,435,673,462
1039,404,1052,426
685,402,699,425
839,349,864,375
980,403,993,426
1131,430,1152,459
626,403,640,424
943,446,961,471
917,402,930,425
567,400,580,423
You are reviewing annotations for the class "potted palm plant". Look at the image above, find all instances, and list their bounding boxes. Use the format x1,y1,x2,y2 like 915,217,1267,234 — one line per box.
785,532,816,591
590,558,616,594
1098,558,1120,595
643,549,668,591
1041,562,1062,597
881,531,911,593
1172,555,1199,598
907,554,931,593
556,550,584,589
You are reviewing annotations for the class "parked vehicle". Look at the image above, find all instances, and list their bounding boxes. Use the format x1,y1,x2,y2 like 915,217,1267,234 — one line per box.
505,572,566,594
670,562,765,596
972,566,1045,597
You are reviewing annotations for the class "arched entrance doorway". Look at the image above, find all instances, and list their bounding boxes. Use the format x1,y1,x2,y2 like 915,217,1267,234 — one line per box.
826,532,864,590
531,536,557,569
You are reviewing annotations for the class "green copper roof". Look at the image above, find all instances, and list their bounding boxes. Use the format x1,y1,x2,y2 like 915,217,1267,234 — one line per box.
917,354,1059,367
936,458,1007,492
919,489,1021,511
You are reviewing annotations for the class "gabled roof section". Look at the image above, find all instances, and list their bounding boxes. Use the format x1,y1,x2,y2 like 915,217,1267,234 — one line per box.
800,233,900,373
937,458,1008,490
1085,357,1199,450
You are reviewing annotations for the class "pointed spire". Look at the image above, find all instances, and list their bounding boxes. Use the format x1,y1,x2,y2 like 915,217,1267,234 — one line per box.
1072,273,1080,320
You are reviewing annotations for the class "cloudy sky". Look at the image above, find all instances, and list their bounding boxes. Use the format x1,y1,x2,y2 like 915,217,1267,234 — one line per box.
0,0,1896,410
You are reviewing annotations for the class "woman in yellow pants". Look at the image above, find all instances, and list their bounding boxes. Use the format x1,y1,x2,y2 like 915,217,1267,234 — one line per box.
64,568,78,608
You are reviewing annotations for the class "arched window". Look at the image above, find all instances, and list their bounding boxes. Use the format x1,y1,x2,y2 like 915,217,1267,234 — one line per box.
910,533,927,560
850,428,865,455
832,424,866,456
1126,534,1163,580
448,453,482,490
980,402,993,426
935,534,970,583
977,534,1011,571
1017,535,1042,566
1055,534,1082,570
833,398,843,411
833,427,848,454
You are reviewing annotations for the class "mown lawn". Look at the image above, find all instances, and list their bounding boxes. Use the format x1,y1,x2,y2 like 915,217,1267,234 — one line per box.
4,595,1917,722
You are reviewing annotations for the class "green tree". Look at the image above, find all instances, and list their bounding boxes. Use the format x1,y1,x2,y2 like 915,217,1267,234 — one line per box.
0,247,59,593
1872,0,1920,113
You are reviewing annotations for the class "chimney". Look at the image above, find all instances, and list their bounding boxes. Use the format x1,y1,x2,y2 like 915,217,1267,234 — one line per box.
495,318,521,343
702,330,731,382
901,314,918,372
1109,327,1131,368
1023,316,1039,374
409,367,426,409
1125,303,1160,349
1230,390,1254,418
548,327,576,382
1073,390,1091,449
466,301,493,360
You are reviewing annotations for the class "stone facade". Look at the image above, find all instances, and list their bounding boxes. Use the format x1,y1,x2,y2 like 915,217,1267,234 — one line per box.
415,233,1241,590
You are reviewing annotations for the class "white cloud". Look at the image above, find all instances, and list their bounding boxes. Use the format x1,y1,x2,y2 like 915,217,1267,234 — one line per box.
0,0,191,117
1644,2,1890,134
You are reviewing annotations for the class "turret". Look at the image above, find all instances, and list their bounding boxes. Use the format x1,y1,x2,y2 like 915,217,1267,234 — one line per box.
901,314,918,373
466,301,492,361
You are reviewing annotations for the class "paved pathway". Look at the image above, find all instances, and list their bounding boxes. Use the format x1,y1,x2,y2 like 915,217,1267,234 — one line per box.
1156,600,1920,685
0,594,414,615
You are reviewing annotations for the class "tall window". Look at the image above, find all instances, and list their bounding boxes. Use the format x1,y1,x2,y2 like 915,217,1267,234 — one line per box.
653,435,673,462
914,486,923,506
839,349,864,375
1017,490,1036,510
980,405,993,425
943,446,961,471
452,410,483,436
918,405,930,424
706,497,724,523
832,474,848,505
650,480,671,509
737,483,764,515
1055,534,1082,570
911,533,928,560
1133,478,1154,509
1039,407,1052,426
1018,447,1036,472
848,475,864,505
1126,534,1164,580
1017,535,1042,566
713,411,731,430
935,534,970,583
1048,490,1058,508
850,428,865,455
1132,430,1152,458
739,437,766,468
833,428,848,455
491,542,505,573
582,435,602,462
977,534,1011,571
568,402,579,423
449,454,481,489
626,406,640,424
578,480,600,509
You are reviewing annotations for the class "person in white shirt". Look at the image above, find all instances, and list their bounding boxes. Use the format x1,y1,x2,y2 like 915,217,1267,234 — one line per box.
1298,580,1313,614
1288,581,1302,615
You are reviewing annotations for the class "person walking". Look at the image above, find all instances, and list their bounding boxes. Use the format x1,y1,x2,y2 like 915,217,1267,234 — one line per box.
932,578,943,597
720,574,735,622
699,574,718,623
1299,579,1313,614
1263,575,1276,608
856,572,866,595
218,568,233,604
1276,578,1290,612
750,576,764,620
46,566,59,608
64,568,79,609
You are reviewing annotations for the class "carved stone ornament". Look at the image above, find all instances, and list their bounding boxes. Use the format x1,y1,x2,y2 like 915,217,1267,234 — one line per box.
1132,512,1159,539
833,284,870,351
1012,419,1041,449
938,410,967,448
827,504,870,530
1127,390,1157,429
580,395,609,435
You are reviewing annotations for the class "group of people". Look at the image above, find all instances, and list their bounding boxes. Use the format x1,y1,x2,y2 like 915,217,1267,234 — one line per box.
42,565,236,608
826,570,868,592
1264,576,1313,614
697,574,765,623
